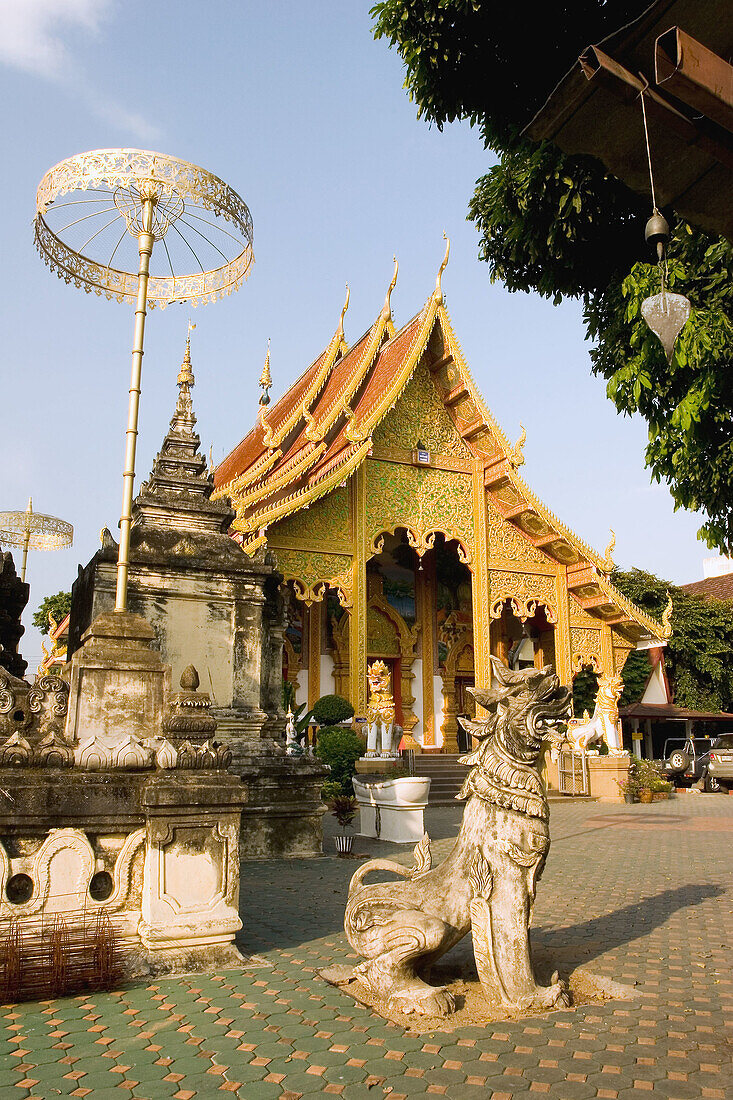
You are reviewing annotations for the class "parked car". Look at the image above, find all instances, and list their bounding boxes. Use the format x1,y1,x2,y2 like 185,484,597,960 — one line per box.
661,736,721,792
708,733,733,790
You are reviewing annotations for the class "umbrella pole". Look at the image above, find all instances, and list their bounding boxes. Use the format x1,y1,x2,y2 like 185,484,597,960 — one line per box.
114,199,154,613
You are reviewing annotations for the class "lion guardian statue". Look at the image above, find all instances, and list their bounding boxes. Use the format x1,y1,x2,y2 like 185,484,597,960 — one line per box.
566,670,625,755
365,659,398,758
343,656,571,1016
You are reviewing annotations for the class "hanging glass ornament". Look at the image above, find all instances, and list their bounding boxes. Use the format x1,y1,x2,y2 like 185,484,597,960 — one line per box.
641,290,691,363
637,95,691,364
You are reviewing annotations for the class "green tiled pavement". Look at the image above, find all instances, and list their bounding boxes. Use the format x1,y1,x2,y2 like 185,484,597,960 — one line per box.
1,795,732,1098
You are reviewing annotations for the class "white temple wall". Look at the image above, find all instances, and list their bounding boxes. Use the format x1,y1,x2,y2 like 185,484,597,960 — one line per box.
295,670,308,708
433,673,445,748
321,653,336,696
411,658,424,745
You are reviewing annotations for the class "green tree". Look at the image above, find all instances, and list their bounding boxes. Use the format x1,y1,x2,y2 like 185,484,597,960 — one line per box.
612,568,733,712
33,591,72,636
372,1,733,550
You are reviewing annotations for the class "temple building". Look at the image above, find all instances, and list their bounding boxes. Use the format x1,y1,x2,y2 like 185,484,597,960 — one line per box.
214,255,667,751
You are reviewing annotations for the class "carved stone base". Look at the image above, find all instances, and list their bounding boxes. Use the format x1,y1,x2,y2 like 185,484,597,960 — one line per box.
0,769,246,981
237,757,329,859
587,754,631,802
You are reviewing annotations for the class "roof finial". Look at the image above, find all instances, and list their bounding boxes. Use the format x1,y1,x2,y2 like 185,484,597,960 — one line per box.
259,339,272,406
662,591,674,638
434,233,450,303
336,283,350,343
178,321,195,388
603,528,616,571
381,256,398,324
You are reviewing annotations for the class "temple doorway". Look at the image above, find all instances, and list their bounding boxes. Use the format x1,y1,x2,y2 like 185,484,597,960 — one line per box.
490,600,557,673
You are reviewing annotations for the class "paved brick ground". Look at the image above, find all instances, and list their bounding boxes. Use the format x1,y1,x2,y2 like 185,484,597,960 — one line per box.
1,795,731,1099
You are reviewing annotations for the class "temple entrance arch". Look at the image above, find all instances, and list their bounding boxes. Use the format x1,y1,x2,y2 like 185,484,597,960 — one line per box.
441,629,475,753
490,598,557,673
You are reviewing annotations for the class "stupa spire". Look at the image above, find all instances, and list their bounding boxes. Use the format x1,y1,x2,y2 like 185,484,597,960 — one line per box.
173,321,196,427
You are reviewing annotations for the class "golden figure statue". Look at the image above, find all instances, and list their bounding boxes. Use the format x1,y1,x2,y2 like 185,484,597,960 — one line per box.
366,659,397,758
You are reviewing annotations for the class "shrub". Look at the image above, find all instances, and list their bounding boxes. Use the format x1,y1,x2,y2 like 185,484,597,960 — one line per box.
315,726,363,796
311,694,354,726
321,779,343,803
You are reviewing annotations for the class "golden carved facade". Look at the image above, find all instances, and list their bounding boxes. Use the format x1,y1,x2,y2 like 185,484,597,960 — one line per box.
215,276,666,751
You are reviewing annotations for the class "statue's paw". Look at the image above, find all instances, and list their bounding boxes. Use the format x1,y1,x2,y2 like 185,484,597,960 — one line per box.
517,974,570,1013
391,984,455,1017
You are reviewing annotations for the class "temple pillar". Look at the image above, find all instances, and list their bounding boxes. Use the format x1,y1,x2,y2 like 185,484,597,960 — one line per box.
307,600,321,710
417,553,438,749
349,465,368,715
471,461,491,696
554,571,572,685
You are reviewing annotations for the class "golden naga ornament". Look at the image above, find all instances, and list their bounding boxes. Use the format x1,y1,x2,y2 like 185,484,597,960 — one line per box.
662,591,674,638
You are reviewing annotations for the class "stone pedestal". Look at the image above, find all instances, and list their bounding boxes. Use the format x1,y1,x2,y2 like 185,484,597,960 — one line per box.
66,610,169,745
587,754,630,802
355,757,403,778
353,777,431,843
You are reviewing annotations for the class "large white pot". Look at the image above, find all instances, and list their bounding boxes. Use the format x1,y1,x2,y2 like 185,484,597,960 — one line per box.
353,776,431,843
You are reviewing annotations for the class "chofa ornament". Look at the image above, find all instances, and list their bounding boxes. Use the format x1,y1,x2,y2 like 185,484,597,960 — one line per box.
342,657,571,1016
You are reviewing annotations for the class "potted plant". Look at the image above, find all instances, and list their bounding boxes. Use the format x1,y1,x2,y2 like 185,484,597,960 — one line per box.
616,776,638,804
632,757,667,804
331,795,357,855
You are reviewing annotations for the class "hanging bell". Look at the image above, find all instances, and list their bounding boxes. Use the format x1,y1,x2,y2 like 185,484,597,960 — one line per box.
645,210,670,262
641,291,691,364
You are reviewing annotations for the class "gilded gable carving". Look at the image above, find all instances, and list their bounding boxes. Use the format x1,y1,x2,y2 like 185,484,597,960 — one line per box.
568,597,602,627
489,571,558,623
371,361,472,459
367,606,400,656
488,503,555,572
570,627,602,672
271,547,352,607
366,460,474,561
269,486,348,547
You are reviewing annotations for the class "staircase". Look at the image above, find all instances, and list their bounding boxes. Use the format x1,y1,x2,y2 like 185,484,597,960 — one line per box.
414,753,467,804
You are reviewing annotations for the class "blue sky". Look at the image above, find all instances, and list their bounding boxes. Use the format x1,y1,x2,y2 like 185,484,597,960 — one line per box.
0,1,708,665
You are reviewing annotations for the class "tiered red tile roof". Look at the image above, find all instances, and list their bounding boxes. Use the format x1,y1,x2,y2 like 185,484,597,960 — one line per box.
212,264,667,644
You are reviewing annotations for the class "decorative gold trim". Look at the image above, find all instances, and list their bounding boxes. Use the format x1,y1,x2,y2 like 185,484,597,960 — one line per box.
308,602,321,710
662,591,674,638
345,302,438,444
602,528,616,572
433,234,450,305
350,463,369,714
381,256,398,337
510,424,526,468
35,148,254,309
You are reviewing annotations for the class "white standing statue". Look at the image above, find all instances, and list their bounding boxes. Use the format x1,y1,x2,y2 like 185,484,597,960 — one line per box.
285,708,302,756
365,660,398,758
567,671,626,755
